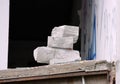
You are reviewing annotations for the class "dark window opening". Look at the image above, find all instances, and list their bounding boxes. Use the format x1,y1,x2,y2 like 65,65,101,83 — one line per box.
8,0,81,68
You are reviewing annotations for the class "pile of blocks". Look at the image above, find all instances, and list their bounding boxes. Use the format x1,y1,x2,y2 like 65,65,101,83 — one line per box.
33,25,81,65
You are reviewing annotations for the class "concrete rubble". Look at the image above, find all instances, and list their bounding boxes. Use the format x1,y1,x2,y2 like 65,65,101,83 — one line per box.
33,25,81,64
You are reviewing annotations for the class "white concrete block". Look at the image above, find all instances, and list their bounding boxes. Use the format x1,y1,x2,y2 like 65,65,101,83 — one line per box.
50,57,81,65
51,25,79,43
34,47,55,63
47,36,73,49
33,47,80,64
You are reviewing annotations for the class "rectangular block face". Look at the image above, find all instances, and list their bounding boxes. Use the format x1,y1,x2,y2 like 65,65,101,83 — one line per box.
51,25,79,43
47,36,73,49
34,47,55,63
63,25,79,43
33,47,81,64
49,48,81,64
51,27,64,37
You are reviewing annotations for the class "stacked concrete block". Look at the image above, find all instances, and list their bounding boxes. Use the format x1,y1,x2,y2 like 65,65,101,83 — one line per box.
34,47,80,64
34,47,55,63
47,36,73,49
33,25,81,65
51,25,79,43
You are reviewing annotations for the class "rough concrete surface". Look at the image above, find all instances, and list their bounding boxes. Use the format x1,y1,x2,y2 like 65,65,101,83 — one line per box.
49,58,81,65
34,47,80,64
47,36,73,49
0,60,112,80
51,25,79,43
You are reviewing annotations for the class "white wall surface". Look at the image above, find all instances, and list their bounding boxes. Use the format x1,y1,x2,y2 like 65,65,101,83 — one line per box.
95,0,117,61
116,0,120,84
0,0,9,70
116,61,120,84
81,0,120,83
94,0,120,83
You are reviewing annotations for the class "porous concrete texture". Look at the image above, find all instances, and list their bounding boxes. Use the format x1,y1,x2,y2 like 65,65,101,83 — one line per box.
34,47,80,64
51,25,79,43
50,58,81,65
34,47,55,63
47,36,73,49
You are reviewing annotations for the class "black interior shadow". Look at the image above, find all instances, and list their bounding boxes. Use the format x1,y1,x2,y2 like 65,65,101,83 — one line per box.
8,0,81,68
